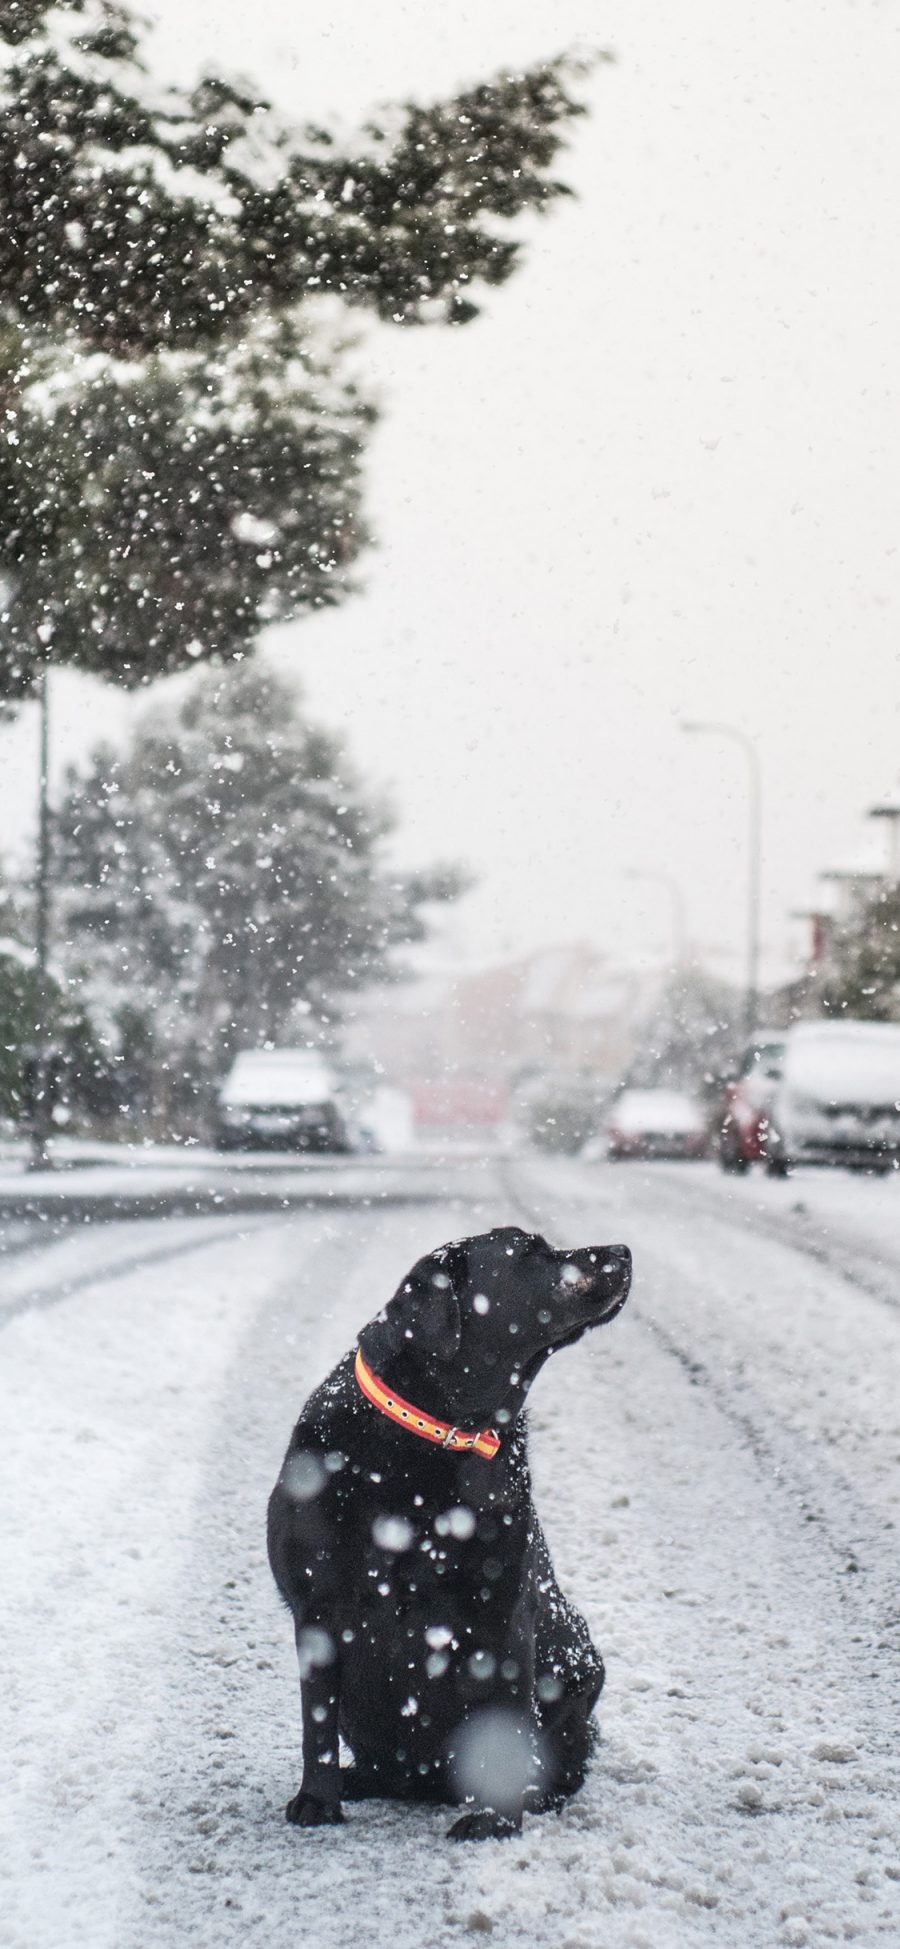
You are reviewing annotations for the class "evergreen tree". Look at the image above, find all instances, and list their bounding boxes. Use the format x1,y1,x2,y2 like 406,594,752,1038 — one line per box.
0,898,104,1120
821,883,900,1023
1,1,594,698
0,937,37,1117
52,662,463,1099
0,317,371,696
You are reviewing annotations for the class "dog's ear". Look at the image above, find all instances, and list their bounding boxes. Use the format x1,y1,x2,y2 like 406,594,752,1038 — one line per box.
375,1243,467,1363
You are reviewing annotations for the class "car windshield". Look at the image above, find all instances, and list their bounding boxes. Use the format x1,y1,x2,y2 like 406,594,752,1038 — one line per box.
741,1040,785,1078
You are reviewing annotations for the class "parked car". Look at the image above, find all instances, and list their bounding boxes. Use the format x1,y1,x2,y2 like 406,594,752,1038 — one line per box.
765,1020,900,1176
717,1032,786,1173
604,1087,708,1161
213,1048,351,1152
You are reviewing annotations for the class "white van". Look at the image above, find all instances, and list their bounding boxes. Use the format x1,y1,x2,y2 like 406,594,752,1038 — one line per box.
766,1020,900,1175
214,1048,350,1152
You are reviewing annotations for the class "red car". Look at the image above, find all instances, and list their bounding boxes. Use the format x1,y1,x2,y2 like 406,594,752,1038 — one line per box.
717,1034,786,1173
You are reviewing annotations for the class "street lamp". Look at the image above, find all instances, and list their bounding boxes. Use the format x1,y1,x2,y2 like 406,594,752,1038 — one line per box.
624,868,686,970
680,720,762,1041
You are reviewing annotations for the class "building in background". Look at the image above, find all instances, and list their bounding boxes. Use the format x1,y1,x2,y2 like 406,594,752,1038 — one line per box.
341,942,660,1143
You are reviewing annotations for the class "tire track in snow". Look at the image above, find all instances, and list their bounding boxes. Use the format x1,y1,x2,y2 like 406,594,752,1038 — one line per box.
0,1215,75,1269
0,1157,510,1335
1,1207,368,1949
504,1157,900,1652
616,1163,900,1320
0,1214,281,1328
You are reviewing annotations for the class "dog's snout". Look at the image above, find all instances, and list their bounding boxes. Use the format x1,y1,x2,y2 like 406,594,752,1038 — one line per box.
556,1243,632,1307
603,1244,632,1292
602,1244,631,1276
583,1243,632,1317
575,1243,631,1278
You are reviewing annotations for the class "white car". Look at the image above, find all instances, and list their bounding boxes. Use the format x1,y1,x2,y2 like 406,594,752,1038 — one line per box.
214,1048,350,1152
603,1087,708,1161
765,1020,900,1175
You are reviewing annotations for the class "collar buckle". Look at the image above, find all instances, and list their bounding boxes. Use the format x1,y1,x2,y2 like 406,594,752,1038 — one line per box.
354,1347,499,1462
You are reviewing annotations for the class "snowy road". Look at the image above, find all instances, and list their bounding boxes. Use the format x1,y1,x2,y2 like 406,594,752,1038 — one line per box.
2,1156,899,1948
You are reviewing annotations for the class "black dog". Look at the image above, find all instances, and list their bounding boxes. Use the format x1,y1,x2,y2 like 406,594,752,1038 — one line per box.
267,1225,631,1840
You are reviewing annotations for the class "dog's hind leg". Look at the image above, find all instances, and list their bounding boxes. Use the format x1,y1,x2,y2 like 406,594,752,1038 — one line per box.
533,1574,605,1809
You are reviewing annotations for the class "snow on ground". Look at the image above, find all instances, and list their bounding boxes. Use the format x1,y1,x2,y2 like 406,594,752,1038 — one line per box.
2,1158,899,1947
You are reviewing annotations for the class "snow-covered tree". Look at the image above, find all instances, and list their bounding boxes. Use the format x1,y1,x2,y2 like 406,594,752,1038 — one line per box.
0,895,104,1119
0,932,37,1116
820,883,900,1023
0,0,593,699
625,967,744,1099
0,318,371,695
52,662,463,1104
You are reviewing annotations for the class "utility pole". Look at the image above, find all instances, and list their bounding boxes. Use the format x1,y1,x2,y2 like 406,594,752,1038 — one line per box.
28,661,52,1170
680,721,762,1043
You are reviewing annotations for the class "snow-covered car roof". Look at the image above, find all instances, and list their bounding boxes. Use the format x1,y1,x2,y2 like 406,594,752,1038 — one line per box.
783,1021,900,1100
220,1048,338,1107
608,1088,706,1135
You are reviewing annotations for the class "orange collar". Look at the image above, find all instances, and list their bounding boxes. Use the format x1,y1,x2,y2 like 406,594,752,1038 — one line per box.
354,1347,500,1460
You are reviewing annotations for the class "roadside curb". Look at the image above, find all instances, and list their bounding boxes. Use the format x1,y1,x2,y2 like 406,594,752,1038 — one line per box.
0,1185,440,1225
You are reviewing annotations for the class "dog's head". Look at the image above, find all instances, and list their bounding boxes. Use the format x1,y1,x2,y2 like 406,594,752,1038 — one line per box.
358,1226,631,1429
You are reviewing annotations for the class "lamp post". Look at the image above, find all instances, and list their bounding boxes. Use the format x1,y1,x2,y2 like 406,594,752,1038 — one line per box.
624,868,686,971
680,720,762,1042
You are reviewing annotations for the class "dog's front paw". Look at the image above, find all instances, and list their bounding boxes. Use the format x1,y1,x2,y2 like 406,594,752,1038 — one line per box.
447,1807,521,1842
285,1790,345,1827
524,1784,567,1815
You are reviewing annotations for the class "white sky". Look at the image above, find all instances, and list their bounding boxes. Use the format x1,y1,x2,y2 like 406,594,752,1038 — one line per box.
2,0,899,984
